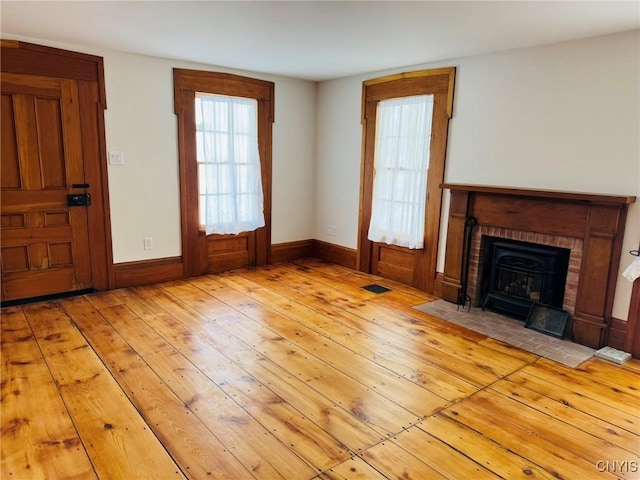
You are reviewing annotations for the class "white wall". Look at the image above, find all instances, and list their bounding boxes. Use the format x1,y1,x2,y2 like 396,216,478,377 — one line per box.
272,77,317,244
3,34,317,264
315,30,640,320
104,52,317,262
103,51,182,262
315,77,363,246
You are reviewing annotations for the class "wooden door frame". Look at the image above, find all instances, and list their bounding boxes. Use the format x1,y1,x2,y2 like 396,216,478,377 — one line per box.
357,68,455,293
173,68,274,278
1,40,114,291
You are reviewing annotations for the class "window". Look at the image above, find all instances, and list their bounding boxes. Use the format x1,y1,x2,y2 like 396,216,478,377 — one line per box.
195,93,264,234
173,68,274,276
367,94,434,249
358,67,455,292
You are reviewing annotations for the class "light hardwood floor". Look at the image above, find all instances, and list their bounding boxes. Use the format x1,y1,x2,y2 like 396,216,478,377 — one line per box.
2,259,639,479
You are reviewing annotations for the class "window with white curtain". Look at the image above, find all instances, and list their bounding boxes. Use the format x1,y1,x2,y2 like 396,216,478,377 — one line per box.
195,93,265,235
367,94,434,249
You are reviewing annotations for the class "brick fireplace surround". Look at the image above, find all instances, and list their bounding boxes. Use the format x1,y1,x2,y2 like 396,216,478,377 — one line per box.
440,184,635,349
465,225,582,315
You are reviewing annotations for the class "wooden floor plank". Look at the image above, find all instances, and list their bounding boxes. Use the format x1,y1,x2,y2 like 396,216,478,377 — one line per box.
22,302,186,480
0,306,33,343
470,388,636,466
111,286,168,317
237,266,521,387
151,282,422,439
182,277,451,419
491,379,640,452
359,440,448,479
521,359,640,417
624,358,640,373
96,303,316,479
575,358,640,398
477,336,541,363
440,399,629,479
1,338,97,480
392,425,503,479
286,260,436,303
212,274,480,403
349,301,529,375
2,259,638,480
233,352,388,452
123,291,354,473
506,369,640,435
62,297,261,480
416,415,556,480
320,456,388,479
60,376,187,480
157,289,390,455
83,290,124,310
213,312,423,435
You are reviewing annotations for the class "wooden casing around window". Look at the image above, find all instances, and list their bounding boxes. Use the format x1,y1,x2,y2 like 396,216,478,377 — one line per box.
173,69,274,278
358,68,456,293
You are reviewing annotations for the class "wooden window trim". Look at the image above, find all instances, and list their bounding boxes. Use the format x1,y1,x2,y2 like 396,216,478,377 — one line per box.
173,69,274,277
358,67,455,293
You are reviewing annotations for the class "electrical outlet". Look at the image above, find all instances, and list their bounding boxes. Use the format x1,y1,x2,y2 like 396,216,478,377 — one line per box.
328,225,336,236
143,237,153,250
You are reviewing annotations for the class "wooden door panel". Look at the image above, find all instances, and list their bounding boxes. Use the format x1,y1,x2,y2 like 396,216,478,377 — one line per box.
2,268,76,301
1,74,91,301
1,245,29,272
205,232,256,274
372,244,417,285
1,94,21,188
34,96,66,188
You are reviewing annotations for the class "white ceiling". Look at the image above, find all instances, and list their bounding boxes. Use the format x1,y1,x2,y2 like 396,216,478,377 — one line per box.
2,1,639,81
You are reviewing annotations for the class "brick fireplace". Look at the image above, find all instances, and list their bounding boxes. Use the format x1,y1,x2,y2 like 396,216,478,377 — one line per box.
439,184,635,349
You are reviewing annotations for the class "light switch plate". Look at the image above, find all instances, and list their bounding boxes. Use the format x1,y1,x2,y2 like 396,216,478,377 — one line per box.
109,151,125,165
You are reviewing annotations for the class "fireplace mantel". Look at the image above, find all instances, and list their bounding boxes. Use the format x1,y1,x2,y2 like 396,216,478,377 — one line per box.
442,183,636,206
440,183,636,349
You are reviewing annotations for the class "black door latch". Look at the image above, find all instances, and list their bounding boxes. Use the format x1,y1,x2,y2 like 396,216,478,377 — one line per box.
67,183,91,206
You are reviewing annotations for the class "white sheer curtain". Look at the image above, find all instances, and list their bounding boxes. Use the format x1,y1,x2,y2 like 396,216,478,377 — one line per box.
367,94,434,249
195,93,265,235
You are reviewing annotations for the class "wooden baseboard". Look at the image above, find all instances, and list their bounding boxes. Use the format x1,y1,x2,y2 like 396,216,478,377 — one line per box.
433,272,445,298
439,276,462,304
607,317,627,352
112,241,350,289
114,257,184,288
271,240,314,264
572,315,607,349
313,240,357,270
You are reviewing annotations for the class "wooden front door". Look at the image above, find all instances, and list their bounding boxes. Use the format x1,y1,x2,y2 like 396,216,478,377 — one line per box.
1,73,92,301
359,68,456,292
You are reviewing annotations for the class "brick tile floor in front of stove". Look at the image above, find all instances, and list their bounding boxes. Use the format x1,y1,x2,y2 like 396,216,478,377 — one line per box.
413,299,595,367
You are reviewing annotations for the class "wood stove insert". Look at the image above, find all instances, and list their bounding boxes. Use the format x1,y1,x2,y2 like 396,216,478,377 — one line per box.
481,239,569,318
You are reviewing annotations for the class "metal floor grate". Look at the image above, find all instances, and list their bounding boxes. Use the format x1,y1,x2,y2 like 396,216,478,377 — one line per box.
362,284,391,294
